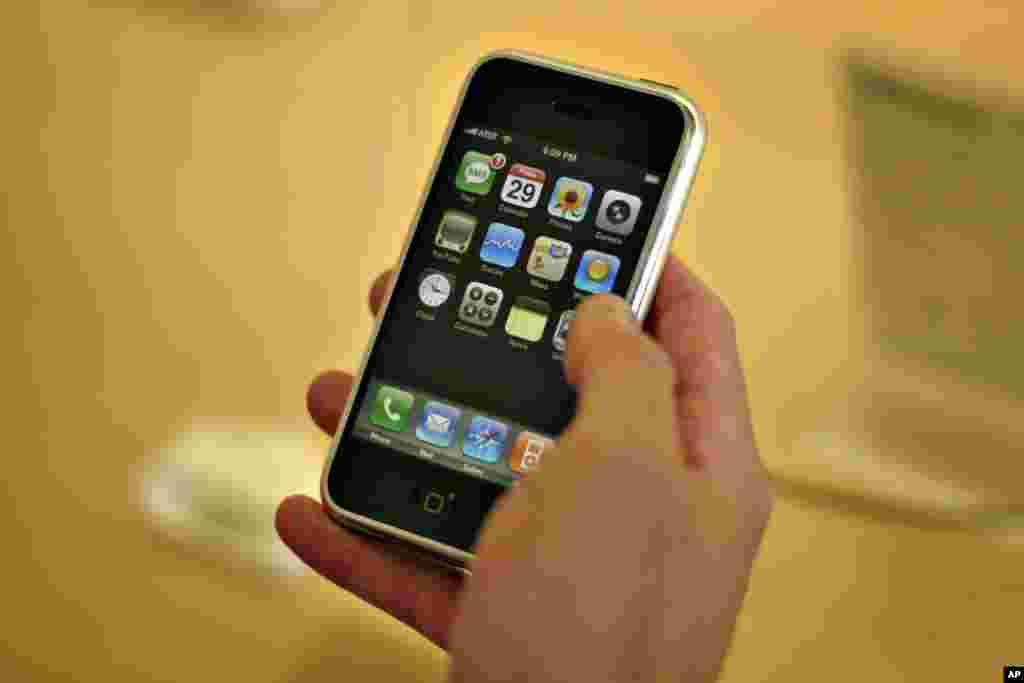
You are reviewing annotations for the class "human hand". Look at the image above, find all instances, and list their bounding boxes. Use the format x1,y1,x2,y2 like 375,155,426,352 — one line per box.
276,255,773,680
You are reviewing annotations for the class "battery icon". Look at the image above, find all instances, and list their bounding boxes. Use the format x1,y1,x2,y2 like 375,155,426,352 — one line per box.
644,172,661,185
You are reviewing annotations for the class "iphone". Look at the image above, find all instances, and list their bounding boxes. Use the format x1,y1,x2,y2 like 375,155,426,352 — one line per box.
322,51,705,567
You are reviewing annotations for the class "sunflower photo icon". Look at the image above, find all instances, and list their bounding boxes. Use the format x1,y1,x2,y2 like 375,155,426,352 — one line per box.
547,176,593,222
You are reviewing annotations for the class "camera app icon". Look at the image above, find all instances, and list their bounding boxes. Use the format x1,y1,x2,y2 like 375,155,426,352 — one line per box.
595,189,642,236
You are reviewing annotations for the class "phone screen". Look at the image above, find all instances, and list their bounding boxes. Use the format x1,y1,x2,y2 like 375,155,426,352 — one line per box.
327,57,690,551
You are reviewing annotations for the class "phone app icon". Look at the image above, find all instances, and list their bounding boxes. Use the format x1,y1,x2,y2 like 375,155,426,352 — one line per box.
458,282,503,327
479,223,525,268
552,309,575,351
418,269,454,308
368,384,414,433
462,415,509,464
435,210,477,253
509,432,553,474
526,236,573,282
416,401,462,448
547,176,593,222
455,150,498,195
499,163,546,208
595,189,643,236
574,250,621,294
506,297,550,342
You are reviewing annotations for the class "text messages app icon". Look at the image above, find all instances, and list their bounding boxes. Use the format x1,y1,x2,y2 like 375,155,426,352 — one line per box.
574,250,621,294
547,176,593,222
479,223,525,268
526,236,572,282
455,150,497,195
368,385,413,433
416,401,462,448
462,416,509,464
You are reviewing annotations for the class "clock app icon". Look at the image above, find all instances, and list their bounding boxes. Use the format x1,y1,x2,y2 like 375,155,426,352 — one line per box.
418,269,454,308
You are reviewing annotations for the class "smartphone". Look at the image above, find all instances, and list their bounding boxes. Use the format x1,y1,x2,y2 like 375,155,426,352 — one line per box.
321,51,705,567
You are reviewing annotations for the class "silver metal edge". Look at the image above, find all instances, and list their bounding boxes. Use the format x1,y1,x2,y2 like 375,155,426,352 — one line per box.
320,49,706,568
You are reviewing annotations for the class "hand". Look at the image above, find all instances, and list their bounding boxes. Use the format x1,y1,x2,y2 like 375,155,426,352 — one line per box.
277,255,773,680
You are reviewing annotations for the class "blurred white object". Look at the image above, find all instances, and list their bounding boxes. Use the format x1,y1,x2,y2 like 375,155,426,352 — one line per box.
142,420,322,580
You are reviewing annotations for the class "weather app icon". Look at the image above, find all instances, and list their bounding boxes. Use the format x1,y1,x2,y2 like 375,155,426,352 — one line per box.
479,223,525,268
574,250,621,294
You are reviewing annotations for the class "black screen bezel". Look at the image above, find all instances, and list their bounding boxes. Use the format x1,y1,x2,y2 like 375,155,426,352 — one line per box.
326,55,690,555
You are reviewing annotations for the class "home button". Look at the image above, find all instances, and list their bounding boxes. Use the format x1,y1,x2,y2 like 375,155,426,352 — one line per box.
423,491,446,514
411,486,455,516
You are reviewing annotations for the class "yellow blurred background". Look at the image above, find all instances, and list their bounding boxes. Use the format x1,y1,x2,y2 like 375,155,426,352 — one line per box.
4,1,1023,681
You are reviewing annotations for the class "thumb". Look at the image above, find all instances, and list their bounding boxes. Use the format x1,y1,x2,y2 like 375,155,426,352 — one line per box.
561,294,679,461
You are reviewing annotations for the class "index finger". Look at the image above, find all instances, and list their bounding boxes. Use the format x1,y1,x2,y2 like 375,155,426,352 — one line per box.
561,294,680,462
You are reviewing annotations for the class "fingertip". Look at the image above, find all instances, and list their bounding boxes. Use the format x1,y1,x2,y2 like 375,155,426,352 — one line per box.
275,494,322,546
575,293,636,327
564,294,642,387
368,270,392,317
306,370,353,436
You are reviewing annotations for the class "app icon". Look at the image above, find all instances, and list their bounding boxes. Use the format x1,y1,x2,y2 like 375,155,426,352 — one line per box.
418,269,454,308
509,432,552,474
499,163,546,208
458,282,503,328
435,210,477,253
526,236,573,281
506,297,550,342
368,385,413,432
595,189,643,236
552,310,575,351
462,416,509,464
415,401,462,448
547,176,593,222
455,150,498,195
479,223,525,268
574,250,621,294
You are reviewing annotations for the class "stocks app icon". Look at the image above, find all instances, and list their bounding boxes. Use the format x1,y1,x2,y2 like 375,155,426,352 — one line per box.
479,223,525,268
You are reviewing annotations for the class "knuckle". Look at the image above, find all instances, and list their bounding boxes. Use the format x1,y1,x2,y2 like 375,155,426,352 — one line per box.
601,330,674,379
746,470,776,531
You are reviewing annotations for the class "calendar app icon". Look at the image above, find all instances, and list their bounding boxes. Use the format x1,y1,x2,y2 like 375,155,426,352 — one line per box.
499,163,546,209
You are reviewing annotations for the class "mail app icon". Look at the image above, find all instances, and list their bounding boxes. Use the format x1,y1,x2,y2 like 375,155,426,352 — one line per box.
416,400,462,449
426,413,451,433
